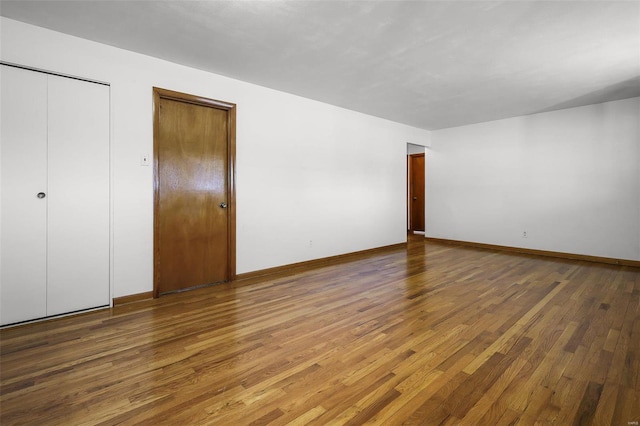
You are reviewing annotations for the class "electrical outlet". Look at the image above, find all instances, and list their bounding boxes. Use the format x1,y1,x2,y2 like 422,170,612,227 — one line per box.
523,231,527,238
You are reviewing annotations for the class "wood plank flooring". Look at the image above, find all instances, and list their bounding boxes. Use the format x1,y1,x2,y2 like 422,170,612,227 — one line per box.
1,236,639,425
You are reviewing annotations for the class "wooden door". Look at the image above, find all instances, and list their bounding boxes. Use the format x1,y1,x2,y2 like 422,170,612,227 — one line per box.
0,65,48,325
154,88,236,296
409,153,425,232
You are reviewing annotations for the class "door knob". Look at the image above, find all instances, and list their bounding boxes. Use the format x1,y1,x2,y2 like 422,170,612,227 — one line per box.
413,197,417,200
219,202,227,209
37,192,46,199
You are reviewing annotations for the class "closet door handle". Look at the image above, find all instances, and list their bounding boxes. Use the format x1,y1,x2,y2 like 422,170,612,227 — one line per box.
37,192,46,199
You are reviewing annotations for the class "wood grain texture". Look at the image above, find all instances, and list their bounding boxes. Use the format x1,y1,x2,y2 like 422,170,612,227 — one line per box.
1,236,639,424
409,153,425,232
153,87,236,296
157,97,227,292
112,291,153,306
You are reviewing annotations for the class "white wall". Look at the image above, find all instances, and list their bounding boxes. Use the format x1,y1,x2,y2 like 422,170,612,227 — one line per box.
1,18,429,298
427,97,640,261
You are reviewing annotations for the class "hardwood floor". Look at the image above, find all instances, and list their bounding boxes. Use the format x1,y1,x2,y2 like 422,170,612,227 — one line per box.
1,236,639,425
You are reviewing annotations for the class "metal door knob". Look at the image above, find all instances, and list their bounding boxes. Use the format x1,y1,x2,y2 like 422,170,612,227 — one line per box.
37,192,46,199
219,202,227,208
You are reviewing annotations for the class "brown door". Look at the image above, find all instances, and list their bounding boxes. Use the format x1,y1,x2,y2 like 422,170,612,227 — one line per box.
409,153,425,232
153,88,236,296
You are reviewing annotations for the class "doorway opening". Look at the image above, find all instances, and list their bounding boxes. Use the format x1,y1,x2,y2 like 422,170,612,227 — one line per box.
407,144,425,235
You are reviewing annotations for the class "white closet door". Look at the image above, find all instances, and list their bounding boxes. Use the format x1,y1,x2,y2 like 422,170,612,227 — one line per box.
46,75,110,316
0,66,48,325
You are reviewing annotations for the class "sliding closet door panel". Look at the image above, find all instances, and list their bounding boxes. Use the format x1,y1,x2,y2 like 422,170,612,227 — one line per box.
46,76,110,316
0,66,48,325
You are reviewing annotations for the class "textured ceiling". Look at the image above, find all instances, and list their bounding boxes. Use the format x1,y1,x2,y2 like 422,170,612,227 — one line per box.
1,0,639,130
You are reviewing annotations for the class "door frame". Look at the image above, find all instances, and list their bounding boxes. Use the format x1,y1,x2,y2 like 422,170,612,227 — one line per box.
152,87,236,297
408,153,425,233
